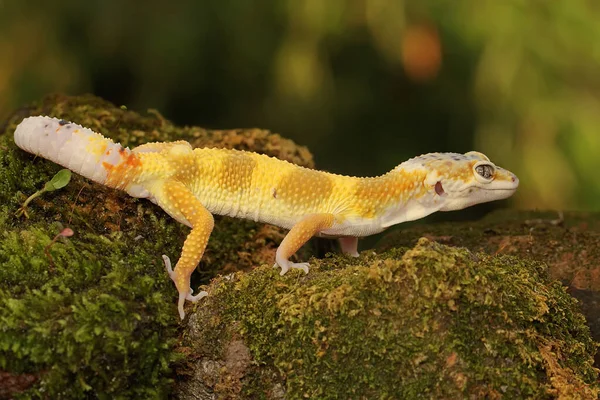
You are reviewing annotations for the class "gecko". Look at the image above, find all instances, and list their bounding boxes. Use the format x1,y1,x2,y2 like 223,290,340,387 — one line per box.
14,116,519,319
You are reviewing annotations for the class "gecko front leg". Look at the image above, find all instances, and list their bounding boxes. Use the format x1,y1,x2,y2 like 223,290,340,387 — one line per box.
274,213,335,275
152,180,214,319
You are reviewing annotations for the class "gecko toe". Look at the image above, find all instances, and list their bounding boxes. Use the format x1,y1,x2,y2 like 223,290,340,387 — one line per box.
274,262,290,276
187,290,208,302
275,261,309,275
178,291,186,320
162,254,174,276
290,262,310,274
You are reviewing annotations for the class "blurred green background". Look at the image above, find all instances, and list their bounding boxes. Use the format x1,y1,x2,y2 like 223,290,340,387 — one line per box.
1,0,599,211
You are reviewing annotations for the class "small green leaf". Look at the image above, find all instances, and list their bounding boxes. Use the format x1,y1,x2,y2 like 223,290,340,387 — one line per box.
44,169,72,191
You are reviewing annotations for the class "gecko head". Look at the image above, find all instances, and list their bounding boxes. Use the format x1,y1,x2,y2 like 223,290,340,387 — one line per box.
421,151,519,211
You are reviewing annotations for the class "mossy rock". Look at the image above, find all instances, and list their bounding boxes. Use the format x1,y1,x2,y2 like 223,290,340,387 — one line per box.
178,238,599,399
377,209,600,359
0,94,313,398
376,210,600,287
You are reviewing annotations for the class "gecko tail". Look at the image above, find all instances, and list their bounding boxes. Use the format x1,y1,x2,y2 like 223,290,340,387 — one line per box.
14,116,133,187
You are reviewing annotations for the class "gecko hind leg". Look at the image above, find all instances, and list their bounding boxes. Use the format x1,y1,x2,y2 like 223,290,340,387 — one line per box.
273,213,335,276
339,237,360,257
154,180,214,320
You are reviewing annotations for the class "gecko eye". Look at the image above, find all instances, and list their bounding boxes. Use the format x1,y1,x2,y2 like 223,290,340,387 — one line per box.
474,162,495,182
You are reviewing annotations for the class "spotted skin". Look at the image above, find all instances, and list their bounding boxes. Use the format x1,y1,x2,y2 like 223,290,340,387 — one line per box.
13,116,520,319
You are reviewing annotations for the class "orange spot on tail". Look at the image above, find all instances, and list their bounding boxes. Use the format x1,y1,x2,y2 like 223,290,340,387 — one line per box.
104,153,142,189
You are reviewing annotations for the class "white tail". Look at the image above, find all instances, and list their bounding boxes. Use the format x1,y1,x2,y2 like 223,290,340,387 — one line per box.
14,116,132,186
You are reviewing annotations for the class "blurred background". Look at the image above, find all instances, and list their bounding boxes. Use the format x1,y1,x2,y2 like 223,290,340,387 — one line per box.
1,0,599,211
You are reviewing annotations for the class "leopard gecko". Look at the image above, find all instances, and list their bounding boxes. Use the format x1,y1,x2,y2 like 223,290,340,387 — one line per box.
14,116,519,319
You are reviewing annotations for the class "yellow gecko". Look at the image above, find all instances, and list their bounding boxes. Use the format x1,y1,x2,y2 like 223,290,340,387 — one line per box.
14,116,519,319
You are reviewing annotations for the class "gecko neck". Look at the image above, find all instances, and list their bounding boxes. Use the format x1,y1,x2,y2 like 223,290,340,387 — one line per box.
373,166,442,228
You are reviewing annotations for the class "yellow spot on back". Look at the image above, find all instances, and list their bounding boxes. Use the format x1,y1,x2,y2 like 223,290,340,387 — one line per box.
219,153,257,194
276,167,334,213
351,170,426,218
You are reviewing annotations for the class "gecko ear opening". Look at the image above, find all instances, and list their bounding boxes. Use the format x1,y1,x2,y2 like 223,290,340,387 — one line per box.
435,181,445,196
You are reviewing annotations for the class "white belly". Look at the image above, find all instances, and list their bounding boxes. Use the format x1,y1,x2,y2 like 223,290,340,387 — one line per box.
320,217,386,238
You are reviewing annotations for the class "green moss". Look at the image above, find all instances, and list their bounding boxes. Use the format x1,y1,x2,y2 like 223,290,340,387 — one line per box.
376,209,600,349
184,238,599,399
0,223,178,398
0,94,314,398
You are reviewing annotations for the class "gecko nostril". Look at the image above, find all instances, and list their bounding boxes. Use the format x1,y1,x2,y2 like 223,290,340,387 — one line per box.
511,176,516,182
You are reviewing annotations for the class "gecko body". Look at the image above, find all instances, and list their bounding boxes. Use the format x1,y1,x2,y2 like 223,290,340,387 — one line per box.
14,116,519,319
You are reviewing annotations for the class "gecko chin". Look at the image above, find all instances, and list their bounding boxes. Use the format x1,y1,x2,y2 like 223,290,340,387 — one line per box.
439,187,518,211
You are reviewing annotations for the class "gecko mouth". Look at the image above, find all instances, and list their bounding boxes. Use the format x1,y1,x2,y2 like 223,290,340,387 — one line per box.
454,183,519,194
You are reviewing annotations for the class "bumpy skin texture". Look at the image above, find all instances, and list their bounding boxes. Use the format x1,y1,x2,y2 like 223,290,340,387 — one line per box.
14,116,520,319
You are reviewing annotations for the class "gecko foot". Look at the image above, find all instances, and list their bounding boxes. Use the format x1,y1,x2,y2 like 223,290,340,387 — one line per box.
273,261,310,276
163,254,208,320
176,289,208,320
